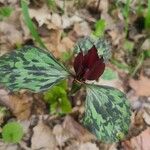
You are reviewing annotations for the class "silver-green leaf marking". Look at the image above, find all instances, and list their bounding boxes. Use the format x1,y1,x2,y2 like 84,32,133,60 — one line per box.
83,84,131,143
74,36,111,62
0,46,69,92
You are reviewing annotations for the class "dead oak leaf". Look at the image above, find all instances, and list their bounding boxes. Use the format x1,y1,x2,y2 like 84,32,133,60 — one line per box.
9,94,33,120
122,128,150,150
129,75,150,96
31,120,57,150
29,5,51,27
0,89,32,120
63,116,96,142
53,124,70,147
65,142,99,150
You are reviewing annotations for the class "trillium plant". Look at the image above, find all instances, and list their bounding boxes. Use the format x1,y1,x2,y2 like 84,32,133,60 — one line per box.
0,36,131,143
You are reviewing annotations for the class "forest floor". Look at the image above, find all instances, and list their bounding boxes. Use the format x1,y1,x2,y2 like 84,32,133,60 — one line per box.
0,0,150,150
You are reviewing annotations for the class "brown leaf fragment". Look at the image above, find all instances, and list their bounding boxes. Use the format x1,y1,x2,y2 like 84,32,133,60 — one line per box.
129,75,150,96
122,128,150,150
9,94,33,120
0,90,33,120
63,116,96,142
73,22,91,37
31,120,57,150
53,124,70,147
29,5,51,27
65,142,99,150
0,140,19,150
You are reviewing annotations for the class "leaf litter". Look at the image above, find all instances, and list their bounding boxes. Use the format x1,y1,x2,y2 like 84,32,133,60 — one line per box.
0,0,150,149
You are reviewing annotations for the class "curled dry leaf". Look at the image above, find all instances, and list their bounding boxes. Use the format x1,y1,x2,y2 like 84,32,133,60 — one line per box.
53,124,71,147
63,116,96,142
127,109,147,139
65,142,99,150
31,120,57,150
99,0,109,13
0,140,18,150
143,109,150,125
142,98,150,126
78,142,99,150
61,37,74,51
61,15,71,29
0,22,23,55
141,39,150,50
57,37,74,54
9,94,33,120
122,128,150,150
0,89,10,107
51,13,62,28
129,75,150,96
73,22,91,37
29,4,51,27
129,95,150,126
0,89,32,120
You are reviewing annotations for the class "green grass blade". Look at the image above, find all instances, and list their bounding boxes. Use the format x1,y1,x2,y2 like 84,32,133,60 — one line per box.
145,0,150,29
21,0,46,49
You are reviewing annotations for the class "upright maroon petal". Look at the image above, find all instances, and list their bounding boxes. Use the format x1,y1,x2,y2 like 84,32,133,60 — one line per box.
83,46,99,69
85,58,105,80
82,68,90,81
74,52,84,75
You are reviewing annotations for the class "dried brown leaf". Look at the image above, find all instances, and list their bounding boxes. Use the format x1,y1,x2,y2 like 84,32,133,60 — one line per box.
122,128,150,150
73,22,91,37
63,116,96,142
0,140,18,150
29,5,51,27
31,120,57,150
65,142,99,150
0,90,33,120
53,124,70,146
129,75,150,96
9,94,33,120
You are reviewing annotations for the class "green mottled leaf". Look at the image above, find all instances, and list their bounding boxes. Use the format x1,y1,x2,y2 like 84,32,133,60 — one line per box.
74,36,111,62
0,46,69,92
82,84,131,143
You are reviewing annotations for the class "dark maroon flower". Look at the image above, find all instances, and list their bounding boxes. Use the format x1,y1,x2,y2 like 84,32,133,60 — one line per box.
73,46,105,81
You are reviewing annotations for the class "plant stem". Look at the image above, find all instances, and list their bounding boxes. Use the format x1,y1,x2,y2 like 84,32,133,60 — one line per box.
96,0,101,12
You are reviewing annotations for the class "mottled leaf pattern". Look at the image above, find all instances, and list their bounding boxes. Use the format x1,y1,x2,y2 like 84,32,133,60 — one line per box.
0,46,69,92
83,84,131,143
74,36,111,62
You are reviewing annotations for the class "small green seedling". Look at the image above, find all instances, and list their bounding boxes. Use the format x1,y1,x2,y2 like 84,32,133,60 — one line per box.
2,122,23,143
0,36,131,143
123,40,134,53
143,50,150,58
93,19,106,38
0,6,13,20
47,0,56,11
44,81,72,114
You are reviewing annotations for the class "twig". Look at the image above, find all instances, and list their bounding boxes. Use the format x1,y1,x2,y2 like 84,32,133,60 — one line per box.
96,0,101,12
